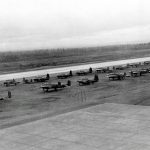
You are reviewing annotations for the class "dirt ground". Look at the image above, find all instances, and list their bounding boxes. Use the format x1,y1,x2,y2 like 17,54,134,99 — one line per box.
1,64,150,128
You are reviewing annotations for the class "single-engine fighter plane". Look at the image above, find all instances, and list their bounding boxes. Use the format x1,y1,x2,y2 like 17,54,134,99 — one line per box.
107,73,125,81
57,70,73,79
127,63,141,68
77,74,99,86
76,71,89,76
41,82,66,92
77,78,94,85
23,78,33,84
3,79,19,87
114,65,125,70
144,61,150,65
139,68,149,74
129,69,149,77
33,76,49,83
76,67,93,76
96,67,113,73
146,68,150,73
129,71,141,77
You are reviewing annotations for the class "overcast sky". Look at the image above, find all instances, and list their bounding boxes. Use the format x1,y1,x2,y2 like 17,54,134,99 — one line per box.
0,0,150,51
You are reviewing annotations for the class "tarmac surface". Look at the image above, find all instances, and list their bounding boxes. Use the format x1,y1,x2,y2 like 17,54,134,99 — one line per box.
1,103,150,150
1,56,150,81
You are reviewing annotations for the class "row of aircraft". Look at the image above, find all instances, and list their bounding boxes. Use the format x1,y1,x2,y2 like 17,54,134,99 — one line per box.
3,61,150,92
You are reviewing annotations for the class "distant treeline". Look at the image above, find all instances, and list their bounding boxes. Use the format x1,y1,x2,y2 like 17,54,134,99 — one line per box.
0,42,150,74
0,48,90,63
0,42,150,63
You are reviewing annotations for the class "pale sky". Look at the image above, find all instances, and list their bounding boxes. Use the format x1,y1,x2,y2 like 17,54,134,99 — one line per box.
0,0,150,51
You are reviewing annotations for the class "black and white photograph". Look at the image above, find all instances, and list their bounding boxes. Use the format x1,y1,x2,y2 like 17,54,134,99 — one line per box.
0,0,150,149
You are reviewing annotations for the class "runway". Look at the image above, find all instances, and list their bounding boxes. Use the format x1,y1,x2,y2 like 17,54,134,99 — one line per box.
0,56,150,81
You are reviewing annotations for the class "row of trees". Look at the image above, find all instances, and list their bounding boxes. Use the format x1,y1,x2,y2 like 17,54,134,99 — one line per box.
0,42,150,63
